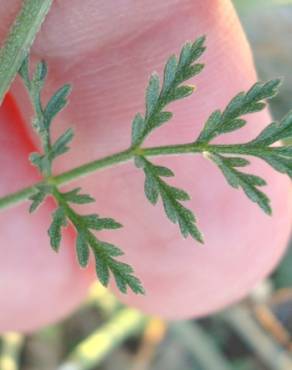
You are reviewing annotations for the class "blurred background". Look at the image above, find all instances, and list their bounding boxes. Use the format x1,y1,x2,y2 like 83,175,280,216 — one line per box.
2,1,292,369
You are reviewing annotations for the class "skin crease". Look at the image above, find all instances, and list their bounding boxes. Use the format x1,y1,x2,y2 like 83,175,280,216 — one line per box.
0,0,291,332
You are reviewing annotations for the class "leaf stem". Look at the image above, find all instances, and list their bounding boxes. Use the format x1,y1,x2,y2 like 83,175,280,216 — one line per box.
0,332,24,370
221,305,292,370
58,308,148,370
52,187,80,225
0,0,53,104
0,142,282,211
54,148,135,185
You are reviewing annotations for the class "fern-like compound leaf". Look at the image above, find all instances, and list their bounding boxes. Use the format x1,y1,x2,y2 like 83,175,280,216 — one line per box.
18,35,292,298
131,36,206,147
196,79,281,144
19,56,144,295
136,156,203,243
206,153,271,215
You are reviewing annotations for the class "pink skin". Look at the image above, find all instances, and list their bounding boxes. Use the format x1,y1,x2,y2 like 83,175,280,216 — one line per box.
0,0,291,332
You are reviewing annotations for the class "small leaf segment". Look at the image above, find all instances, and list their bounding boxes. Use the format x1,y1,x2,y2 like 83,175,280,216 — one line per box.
18,57,144,295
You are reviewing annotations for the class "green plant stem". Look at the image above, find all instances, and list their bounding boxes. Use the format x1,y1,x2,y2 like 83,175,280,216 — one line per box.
54,148,135,185
58,308,148,370
52,187,80,224
0,0,53,104
221,305,292,370
0,142,280,211
170,322,233,370
0,332,24,370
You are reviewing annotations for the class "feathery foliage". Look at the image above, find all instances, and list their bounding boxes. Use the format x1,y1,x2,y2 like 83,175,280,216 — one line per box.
135,156,203,243
195,79,292,214
131,36,205,147
206,153,271,214
10,35,292,294
19,56,144,295
132,37,206,241
196,79,281,144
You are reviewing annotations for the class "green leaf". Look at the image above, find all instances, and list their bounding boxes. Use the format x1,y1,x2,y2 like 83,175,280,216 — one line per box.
145,73,160,118
113,272,127,293
177,207,200,240
124,275,145,295
222,79,280,120
99,242,124,257
168,186,190,201
154,165,175,177
34,60,48,82
29,152,44,169
144,171,159,205
50,128,74,159
29,152,51,174
177,36,206,72
219,118,246,135
131,113,145,146
208,153,272,215
111,263,145,295
137,156,204,243
246,79,281,101
177,42,192,69
63,188,95,204
48,188,141,294
151,111,173,128
21,54,144,296
227,110,292,180
196,79,282,144
259,153,292,178
192,79,292,216
32,60,48,89
82,214,122,231
130,36,206,146
29,190,47,213
162,55,178,94
196,110,221,143
76,232,90,267
252,110,292,145
90,239,144,293
111,260,134,274
43,84,71,128
93,251,110,286
223,157,250,167
180,63,204,81
168,85,194,102
29,185,52,213
20,37,292,299
48,207,67,251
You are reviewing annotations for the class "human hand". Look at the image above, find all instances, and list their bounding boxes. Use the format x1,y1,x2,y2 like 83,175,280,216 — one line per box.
0,0,291,332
